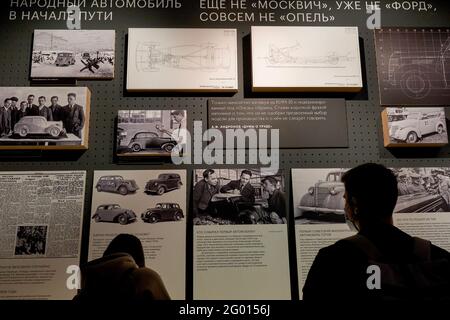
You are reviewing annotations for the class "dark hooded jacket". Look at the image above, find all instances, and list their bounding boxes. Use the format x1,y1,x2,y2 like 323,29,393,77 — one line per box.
74,252,170,302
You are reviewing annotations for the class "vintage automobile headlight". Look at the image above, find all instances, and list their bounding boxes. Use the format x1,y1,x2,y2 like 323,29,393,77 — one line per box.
308,187,314,195
329,187,337,195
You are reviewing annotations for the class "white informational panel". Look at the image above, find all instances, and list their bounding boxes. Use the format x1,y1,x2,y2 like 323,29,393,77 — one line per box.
31,30,115,79
0,171,86,300
251,26,363,92
192,168,291,300
89,170,187,299
127,28,238,92
292,168,450,299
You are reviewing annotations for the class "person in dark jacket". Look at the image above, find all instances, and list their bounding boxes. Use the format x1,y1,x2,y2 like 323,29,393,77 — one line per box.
303,163,450,301
10,97,23,130
74,234,170,302
63,92,85,138
220,169,256,205
0,98,12,136
262,176,287,224
26,94,39,116
193,169,219,217
37,96,53,121
49,96,63,122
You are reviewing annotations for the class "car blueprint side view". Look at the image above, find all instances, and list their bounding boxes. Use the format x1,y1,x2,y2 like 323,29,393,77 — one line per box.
388,37,450,99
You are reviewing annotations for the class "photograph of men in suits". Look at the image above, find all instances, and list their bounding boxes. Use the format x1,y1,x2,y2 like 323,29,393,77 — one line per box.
38,96,53,121
262,176,287,224
193,169,219,217
26,94,39,116
0,98,12,136
49,96,62,122
63,93,85,138
220,169,256,206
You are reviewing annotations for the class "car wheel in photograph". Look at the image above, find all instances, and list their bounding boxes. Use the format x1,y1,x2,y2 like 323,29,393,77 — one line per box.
406,131,418,143
131,144,141,152
400,70,431,99
149,214,159,223
437,125,444,134
94,215,101,223
119,185,128,195
118,214,128,225
156,186,166,195
174,212,182,221
162,143,174,152
49,127,60,137
96,185,102,192
18,127,28,137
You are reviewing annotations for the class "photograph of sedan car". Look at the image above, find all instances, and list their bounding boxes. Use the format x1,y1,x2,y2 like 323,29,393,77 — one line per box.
141,203,184,223
382,107,448,147
144,173,182,195
116,110,186,159
95,175,139,195
92,204,137,225
292,167,450,225
0,87,90,150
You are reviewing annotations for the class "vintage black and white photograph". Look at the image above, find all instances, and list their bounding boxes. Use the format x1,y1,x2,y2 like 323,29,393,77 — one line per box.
382,107,448,147
0,87,90,150
375,28,450,105
31,30,115,79
292,169,347,224
292,167,450,225
192,169,287,225
14,225,48,256
117,110,187,157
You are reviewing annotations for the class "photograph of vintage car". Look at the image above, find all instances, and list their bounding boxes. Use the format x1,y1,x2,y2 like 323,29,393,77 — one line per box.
31,30,115,79
141,203,184,223
292,168,450,224
95,175,139,195
192,169,287,225
382,107,448,147
0,87,90,150
375,28,450,105
92,204,137,225
144,173,182,195
116,110,186,158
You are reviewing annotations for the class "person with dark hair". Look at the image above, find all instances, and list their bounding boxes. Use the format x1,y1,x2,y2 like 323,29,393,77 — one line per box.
74,234,170,302
220,169,255,205
37,96,53,121
26,94,39,116
0,98,12,136
63,93,85,138
49,96,63,122
262,176,286,224
303,163,450,301
192,169,219,217
10,97,23,130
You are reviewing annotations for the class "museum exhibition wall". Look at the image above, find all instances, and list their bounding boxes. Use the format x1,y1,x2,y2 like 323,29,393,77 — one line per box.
0,0,450,300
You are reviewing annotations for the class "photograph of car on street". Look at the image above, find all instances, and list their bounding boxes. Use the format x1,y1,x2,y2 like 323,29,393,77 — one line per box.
31,30,115,79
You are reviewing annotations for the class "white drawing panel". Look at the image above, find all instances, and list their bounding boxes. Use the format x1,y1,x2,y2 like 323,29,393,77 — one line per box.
251,26,363,92
127,28,238,92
